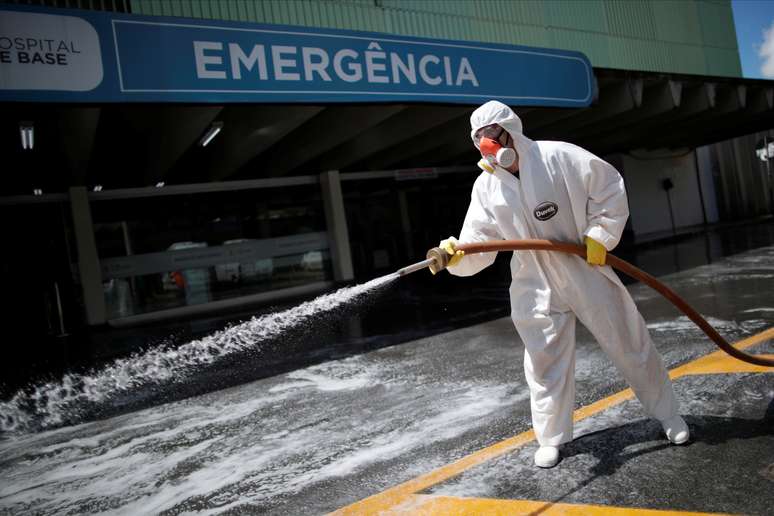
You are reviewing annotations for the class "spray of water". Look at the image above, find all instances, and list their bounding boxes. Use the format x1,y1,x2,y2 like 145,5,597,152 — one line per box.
0,274,398,434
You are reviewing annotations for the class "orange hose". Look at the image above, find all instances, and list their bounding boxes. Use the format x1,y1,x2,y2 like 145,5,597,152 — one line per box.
456,239,774,367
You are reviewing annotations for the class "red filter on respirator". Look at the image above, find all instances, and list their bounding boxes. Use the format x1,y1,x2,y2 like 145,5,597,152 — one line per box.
479,137,516,169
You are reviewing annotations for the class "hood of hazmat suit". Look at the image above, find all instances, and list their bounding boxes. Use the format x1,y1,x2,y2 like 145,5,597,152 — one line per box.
451,100,678,447
458,100,629,292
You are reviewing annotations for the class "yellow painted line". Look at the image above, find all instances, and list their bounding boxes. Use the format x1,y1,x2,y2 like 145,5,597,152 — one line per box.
669,326,774,377
672,352,774,376
399,494,733,516
333,429,537,515
572,387,635,422
331,327,774,515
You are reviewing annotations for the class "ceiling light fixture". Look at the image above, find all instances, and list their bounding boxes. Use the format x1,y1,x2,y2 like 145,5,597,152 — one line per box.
20,122,34,150
199,121,223,147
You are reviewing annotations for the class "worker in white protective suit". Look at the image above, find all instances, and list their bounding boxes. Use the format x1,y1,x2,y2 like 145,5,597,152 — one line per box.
438,100,689,468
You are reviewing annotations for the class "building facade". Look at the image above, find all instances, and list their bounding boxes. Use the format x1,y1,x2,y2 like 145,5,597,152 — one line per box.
0,0,772,337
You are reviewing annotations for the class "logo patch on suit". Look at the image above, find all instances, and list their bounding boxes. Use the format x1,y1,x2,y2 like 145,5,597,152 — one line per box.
534,201,558,221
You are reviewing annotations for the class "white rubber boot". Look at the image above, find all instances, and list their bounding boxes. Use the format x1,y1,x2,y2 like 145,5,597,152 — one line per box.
534,445,560,468
661,415,690,444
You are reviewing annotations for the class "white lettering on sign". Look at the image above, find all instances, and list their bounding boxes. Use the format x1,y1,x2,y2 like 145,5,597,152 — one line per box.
272,45,300,81
456,57,478,86
192,39,479,88
364,42,388,84
302,47,331,81
333,48,362,82
390,52,416,84
229,42,267,80
418,54,441,85
193,41,226,79
0,11,103,91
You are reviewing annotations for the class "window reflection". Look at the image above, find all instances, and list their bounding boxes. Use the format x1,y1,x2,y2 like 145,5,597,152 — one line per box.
93,186,332,319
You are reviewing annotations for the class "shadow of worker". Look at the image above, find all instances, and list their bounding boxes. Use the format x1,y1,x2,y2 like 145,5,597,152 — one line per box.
527,402,773,516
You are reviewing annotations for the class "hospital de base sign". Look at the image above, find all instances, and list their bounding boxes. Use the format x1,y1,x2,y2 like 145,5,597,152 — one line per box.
0,4,594,106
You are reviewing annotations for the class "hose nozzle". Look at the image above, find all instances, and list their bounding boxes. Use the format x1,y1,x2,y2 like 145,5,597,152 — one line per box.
426,246,449,275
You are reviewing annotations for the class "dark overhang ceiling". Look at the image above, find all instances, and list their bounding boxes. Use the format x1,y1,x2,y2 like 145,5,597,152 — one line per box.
2,68,773,196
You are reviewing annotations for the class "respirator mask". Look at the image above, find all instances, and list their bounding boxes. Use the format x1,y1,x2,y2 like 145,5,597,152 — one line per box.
475,125,516,173
479,137,516,169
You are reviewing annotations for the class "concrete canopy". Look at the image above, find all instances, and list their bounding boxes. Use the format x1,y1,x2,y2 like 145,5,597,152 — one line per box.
2,69,772,196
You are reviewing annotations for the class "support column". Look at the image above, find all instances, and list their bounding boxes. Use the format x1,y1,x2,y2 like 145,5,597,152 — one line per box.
69,186,107,325
397,190,415,259
320,170,354,281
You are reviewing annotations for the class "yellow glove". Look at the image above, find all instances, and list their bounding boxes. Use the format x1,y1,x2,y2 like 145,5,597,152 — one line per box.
440,236,465,268
585,236,606,266
477,158,495,173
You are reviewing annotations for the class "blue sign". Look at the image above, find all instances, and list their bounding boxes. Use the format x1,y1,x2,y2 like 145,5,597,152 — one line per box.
0,4,595,106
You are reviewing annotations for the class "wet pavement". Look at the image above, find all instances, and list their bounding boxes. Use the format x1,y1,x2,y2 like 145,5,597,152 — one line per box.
1,228,773,514
4,219,774,405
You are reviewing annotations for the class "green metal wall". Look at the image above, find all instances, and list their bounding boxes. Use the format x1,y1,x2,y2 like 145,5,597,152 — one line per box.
130,0,742,77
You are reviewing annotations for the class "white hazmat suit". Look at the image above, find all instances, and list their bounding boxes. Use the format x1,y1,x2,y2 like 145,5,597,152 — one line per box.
449,101,680,448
